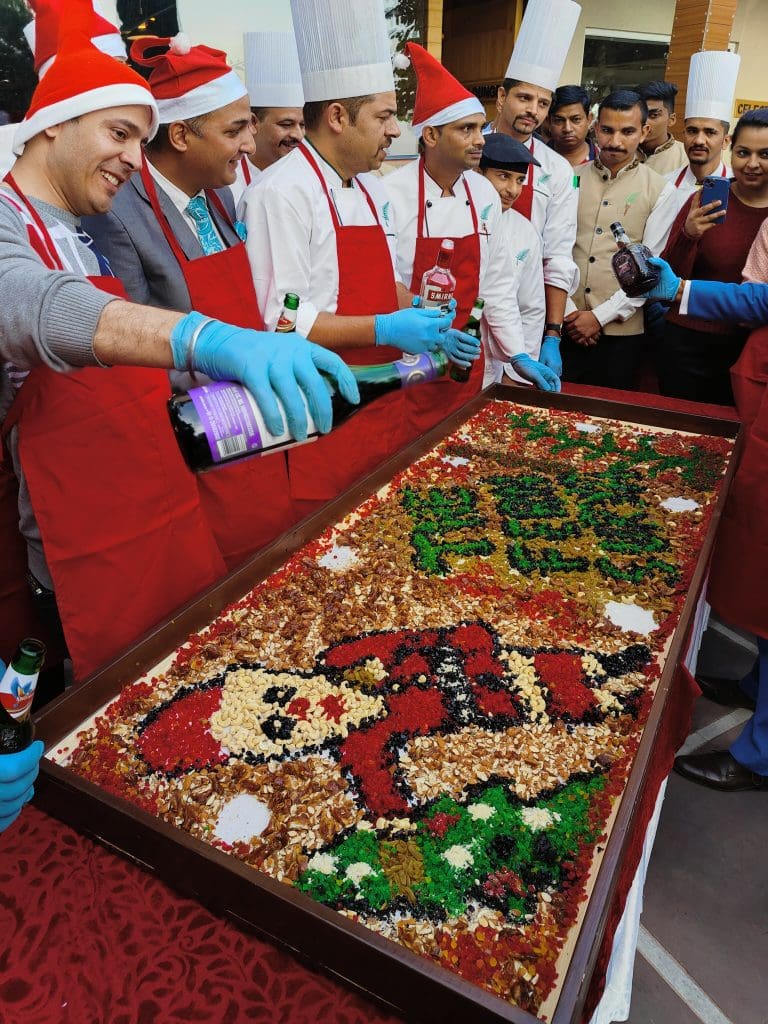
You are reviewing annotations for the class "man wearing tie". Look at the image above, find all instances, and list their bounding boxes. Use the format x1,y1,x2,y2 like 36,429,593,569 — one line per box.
85,33,301,568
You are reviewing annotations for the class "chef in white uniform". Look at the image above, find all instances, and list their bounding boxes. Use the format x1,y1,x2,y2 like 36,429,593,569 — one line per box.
654,51,740,252
489,0,581,357
230,29,305,205
240,0,472,509
385,42,559,401
478,134,579,382
0,0,126,178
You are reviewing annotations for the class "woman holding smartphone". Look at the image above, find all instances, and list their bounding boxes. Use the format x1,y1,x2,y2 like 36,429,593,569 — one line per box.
658,107,768,404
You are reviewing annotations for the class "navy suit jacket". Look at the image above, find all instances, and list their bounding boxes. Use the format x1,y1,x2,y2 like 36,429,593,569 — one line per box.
688,280,768,329
82,172,240,313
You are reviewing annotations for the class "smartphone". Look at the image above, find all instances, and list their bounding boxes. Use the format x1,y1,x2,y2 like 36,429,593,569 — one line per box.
701,175,731,222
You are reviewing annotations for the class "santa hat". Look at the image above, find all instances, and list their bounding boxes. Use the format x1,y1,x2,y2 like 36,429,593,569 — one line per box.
130,35,247,124
13,0,158,156
23,0,126,79
404,42,484,138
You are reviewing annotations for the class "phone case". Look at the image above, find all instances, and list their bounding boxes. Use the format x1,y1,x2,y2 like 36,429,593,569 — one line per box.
701,175,730,219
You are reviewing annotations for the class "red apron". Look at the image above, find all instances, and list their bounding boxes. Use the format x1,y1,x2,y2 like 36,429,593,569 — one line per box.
514,139,537,222
404,158,483,438
707,326,768,638
0,176,226,680
286,144,408,503
140,160,295,567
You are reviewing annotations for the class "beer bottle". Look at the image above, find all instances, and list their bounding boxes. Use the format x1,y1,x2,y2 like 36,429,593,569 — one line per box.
0,638,46,754
450,297,484,383
168,350,453,472
275,292,299,333
419,240,456,311
610,221,659,297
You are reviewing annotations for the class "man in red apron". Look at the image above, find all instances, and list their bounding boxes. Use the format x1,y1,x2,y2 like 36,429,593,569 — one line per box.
230,31,305,206
489,0,581,361
0,10,357,684
241,0,476,510
84,33,297,570
386,42,559,439
647,257,768,791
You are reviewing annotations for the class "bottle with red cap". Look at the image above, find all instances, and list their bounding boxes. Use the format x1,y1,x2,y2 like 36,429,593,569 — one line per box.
418,239,456,311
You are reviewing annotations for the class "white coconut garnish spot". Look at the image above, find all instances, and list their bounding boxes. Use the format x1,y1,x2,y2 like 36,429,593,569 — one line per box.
214,794,271,845
575,421,601,433
318,544,358,571
521,807,561,831
346,862,374,885
443,845,474,869
442,455,470,467
307,852,337,874
660,496,700,513
604,600,658,634
467,803,496,821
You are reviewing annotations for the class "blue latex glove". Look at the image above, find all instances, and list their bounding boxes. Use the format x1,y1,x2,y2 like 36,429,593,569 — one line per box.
510,353,561,392
374,299,455,354
171,314,359,442
440,328,481,368
0,740,44,833
646,257,682,303
539,336,562,377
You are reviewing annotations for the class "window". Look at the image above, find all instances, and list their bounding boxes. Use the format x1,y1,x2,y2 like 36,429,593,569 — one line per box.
582,29,669,97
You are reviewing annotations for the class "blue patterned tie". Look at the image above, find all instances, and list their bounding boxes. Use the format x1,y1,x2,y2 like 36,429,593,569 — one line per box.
186,196,225,255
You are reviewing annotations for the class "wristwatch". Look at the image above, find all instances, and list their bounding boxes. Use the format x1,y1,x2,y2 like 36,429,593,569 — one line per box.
543,322,562,337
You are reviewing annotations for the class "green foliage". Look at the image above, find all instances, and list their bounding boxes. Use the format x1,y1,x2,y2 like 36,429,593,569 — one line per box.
0,0,37,121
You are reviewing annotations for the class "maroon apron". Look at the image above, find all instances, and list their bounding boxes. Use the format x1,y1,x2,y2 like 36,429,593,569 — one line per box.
140,160,295,568
0,176,226,680
707,326,768,638
286,144,408,503
404,158,483,437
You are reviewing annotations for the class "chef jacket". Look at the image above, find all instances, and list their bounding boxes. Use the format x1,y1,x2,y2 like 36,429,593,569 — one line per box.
239,143,399,335
384,160,525,360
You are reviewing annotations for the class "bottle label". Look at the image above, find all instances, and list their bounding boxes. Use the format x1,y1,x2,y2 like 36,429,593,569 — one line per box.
393,352,440,386
189,382,319,465
420,286,453,309
0,667,38,720
275,314,297,333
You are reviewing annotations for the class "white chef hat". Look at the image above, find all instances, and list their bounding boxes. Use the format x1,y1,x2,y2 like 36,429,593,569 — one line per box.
244,31,304,109
289,0,394,102
504,0,582,93
685,50,741,124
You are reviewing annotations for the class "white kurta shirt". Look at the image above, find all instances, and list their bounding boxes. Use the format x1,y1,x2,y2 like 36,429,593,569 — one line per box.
384,159,524,361
652,159,731,253
239,143,398,334
497,208,548,385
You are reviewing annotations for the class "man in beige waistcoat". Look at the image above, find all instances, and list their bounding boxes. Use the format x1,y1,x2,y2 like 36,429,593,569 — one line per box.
562,90,677,388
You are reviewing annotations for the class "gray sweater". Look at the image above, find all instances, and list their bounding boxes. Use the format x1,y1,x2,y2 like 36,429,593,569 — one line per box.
0,190,117,586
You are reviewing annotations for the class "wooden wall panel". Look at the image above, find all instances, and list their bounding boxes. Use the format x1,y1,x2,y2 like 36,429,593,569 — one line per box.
666,0,739,136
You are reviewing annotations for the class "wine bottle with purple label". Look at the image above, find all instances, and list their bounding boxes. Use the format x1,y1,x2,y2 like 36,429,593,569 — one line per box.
167,350,453,472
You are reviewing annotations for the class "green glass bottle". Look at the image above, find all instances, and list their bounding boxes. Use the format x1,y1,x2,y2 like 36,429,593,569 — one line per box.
0,638,46,753
275,292,300,333
168,350,452,472
450,297,485,383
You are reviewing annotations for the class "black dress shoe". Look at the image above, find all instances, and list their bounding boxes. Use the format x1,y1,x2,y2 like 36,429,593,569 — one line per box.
695,673,756,711
674,750,768,791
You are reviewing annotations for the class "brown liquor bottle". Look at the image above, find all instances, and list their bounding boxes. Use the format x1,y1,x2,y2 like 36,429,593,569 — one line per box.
610,221,660,297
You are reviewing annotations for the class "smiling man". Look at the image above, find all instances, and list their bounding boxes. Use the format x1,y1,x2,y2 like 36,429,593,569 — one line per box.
230,30,305,203
562,90,677,389
386,41,558,416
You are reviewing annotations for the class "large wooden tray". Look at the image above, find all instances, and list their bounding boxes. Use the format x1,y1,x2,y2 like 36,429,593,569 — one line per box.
33,385,740,1024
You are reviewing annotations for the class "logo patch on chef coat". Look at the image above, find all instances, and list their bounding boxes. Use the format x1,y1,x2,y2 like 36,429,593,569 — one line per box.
381,201,391,227
515,248,530,264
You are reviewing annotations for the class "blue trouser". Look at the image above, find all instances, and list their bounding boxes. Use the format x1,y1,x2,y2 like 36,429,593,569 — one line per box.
732,635,768,775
